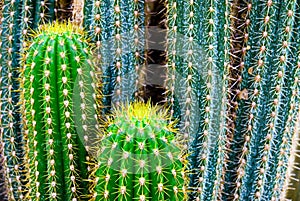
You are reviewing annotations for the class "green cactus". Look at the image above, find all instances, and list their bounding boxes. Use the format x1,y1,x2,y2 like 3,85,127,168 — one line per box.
83,0,145,112
21,23,100,201
92,101,188,201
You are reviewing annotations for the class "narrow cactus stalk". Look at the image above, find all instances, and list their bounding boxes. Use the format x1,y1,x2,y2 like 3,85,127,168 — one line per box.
0,133,8,201
283,110,300,200
166,0,231,200
225,0,300,200
255,1,298,199
1,1,30,199
0,0,56,199
0,2,9,201
21,23,99,201
279,20,300,200
92,101,188,201
83,0,145,112
222,1,252,199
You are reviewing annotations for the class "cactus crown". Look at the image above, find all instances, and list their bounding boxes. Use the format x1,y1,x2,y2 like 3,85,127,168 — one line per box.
36,22,85,35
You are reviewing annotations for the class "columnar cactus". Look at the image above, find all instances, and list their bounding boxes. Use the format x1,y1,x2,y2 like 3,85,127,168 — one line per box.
21,23,100,200
0,0,55,200
166,0,231,200
223,0,300,200
0,140,8,201
84,0,145,111
92,102,188,200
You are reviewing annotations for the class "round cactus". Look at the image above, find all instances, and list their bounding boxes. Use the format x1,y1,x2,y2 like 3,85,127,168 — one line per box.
93,102,188,201
21,23,100,201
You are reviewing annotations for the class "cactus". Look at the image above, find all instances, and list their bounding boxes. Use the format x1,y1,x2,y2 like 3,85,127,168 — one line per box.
0,0,55,200
92,101,188,200
0,137,8,201
166,0,231,200
283,109,300,200
83,0,145,112
21,23,100,200
223,0,300,200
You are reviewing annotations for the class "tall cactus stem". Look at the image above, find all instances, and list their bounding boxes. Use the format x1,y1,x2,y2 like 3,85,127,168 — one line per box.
22,23,99,200
255,1,297,200
1,1,26,199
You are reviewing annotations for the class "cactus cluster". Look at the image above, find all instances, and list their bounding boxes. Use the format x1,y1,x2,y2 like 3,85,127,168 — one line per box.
21,23,99,200
0,0,299,201
93,101,188,201
223,1,300,200
166,0,300,200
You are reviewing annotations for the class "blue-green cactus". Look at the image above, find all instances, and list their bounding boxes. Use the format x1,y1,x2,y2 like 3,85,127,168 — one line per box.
83,0,145,112
0,0,55,199
223,0,300,200
166,0,231,200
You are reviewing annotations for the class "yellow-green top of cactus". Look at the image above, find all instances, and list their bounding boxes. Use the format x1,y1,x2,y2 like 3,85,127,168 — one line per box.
34,22,85,37
109,101,178,132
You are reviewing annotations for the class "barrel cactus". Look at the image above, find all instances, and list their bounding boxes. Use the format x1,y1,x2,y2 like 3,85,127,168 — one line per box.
21,22,100,200
92,101,188,200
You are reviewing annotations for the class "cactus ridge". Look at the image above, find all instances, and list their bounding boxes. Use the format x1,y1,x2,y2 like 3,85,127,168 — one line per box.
93,101,188,201
22,23,99,201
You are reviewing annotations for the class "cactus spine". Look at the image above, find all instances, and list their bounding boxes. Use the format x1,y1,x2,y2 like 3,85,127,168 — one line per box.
84,0,144,111
21,23,99,200
93,102,188,200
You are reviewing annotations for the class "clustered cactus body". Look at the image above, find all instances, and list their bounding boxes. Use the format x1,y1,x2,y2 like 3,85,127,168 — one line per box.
93,102,188,201
84,0,145,111
0,0,55,199
22,23,99,200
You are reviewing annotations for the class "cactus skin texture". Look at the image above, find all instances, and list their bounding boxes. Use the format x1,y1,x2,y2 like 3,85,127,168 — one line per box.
92,102,188,201
223,0,300,201
0,0,55,200
166,0,231,200
21,23,99,201
84,0,145,112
